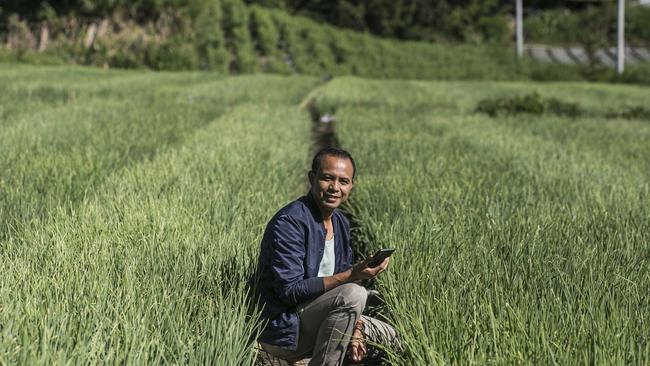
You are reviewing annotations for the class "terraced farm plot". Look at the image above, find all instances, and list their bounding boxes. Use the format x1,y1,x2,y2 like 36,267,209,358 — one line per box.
318,78,650,364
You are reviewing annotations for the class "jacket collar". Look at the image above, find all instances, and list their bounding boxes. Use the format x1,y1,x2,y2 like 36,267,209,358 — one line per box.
304,191,325,223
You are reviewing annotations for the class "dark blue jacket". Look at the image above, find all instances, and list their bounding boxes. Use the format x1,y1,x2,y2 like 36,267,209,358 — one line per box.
256,194,353,350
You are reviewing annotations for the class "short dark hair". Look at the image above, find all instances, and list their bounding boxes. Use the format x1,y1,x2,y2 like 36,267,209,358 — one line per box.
311,147,356,179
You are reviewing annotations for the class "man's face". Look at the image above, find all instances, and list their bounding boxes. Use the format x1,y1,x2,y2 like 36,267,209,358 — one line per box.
309,154,355,213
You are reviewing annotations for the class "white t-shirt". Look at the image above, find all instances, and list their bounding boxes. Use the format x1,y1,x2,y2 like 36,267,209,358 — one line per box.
318,235,335,277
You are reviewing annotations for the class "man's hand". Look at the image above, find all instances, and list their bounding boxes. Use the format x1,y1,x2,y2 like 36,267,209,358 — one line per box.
350,257,390,282
323,257,390,290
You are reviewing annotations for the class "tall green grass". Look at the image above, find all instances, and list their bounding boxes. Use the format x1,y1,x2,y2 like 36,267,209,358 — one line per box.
319,78,650,364
3,63,649,364
0,64,317,364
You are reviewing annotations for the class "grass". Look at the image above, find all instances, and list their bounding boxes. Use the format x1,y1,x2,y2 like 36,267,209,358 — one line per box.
0,63,318,364
318,78,650,364
1,63,649,364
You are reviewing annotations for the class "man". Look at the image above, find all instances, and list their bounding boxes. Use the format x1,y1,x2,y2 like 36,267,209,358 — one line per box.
255,147,399,365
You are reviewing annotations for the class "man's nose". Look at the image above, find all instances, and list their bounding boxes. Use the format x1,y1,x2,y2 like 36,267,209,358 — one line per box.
329,180,340,191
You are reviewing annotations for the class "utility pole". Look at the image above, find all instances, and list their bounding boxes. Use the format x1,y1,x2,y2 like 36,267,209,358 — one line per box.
617,0,625,74
516,0,523,58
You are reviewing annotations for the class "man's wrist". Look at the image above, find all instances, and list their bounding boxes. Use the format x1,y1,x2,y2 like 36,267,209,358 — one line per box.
341,269,353,283
346,269,357,283
333,270,352,285
323,269,353,290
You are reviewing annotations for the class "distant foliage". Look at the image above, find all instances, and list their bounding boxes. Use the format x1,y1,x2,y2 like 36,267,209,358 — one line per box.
606,106,650,121
246,0,511,44
476,93,583,118
190,0,230,72
270,11,319,74
526,4,650,47
477,92,650,121
222,0,258,73
2,0,650,84
628,5,650,46
249,5,291,73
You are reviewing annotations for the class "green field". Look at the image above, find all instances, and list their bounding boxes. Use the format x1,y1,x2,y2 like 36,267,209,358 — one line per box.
1,64,649,364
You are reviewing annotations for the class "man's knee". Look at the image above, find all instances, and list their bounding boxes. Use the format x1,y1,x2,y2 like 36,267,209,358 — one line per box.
336,283,368,310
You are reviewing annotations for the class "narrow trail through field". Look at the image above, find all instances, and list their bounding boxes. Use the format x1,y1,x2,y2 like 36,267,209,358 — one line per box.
295,88,394,366
303,93,372,266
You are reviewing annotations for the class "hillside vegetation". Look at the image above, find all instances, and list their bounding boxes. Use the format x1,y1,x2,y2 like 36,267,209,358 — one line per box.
3,0,650,82
2,0,514,78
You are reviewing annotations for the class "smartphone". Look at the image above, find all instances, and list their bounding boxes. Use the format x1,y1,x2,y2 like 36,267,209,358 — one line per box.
367,248,396,268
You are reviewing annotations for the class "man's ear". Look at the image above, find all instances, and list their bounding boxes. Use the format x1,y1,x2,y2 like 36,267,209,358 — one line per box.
308,171,314,182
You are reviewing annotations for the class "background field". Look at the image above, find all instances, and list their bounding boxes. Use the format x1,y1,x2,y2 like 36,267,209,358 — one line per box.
1,64,649,364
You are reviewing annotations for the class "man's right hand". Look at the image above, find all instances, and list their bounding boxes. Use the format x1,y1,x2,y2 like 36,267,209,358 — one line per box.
350,257,390,282
323,257,390,290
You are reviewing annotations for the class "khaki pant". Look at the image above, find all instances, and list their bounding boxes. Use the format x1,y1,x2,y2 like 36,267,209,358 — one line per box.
260,283,399,366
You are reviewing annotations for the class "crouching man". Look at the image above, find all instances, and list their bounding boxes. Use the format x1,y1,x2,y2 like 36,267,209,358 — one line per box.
255,147,399,365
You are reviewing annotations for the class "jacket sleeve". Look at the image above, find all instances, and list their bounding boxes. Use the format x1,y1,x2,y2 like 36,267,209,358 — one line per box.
270,215,325,306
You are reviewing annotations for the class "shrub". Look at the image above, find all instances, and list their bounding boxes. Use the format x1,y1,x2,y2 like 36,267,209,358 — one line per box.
477,15,510,44
270,12,320,74
606,106,650,121
476,92,583,118
614,63,650,85
524,62,586,82
249,6,289,73
303,23,337,75
526,5,650,46
628,5,650,46
525,9,581,44
6,14,36,56
145,38,200,70
323,26,352,75
546,97,583,118
222,0,257,73
189,0,230,72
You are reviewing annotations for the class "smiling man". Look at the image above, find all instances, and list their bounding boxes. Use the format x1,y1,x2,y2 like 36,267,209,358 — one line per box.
255,147,399,365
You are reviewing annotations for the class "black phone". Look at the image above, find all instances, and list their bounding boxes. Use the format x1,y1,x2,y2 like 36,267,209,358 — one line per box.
367,248,396,268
